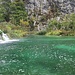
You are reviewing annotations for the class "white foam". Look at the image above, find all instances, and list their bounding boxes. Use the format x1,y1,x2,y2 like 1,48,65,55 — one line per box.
0,30,19,44
2,33,9,41
0,39,19,44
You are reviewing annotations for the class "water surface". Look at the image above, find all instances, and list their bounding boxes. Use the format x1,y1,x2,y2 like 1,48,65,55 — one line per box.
0,35,75,75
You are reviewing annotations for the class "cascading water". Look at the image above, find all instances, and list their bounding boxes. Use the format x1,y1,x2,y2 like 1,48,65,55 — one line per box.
0,30,19,43
2,33,9,41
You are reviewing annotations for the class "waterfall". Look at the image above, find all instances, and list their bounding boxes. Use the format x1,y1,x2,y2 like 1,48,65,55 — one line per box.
2,33,9,41
0,30,9,41
0,30,19,43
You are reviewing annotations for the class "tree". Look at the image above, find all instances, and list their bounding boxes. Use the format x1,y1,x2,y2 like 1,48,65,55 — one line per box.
0,0,27,25
0,0,11,22
10,1,27,25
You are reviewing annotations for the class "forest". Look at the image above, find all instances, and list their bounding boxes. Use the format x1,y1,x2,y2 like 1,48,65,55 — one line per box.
0,0,75,38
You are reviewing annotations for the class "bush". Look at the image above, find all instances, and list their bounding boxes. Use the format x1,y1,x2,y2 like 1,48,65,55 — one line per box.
20,19,29,27
46,30,62,36
36,31,47,35
48,19,61,30
47,13,75,36
9,30,28,38
0,22,28,38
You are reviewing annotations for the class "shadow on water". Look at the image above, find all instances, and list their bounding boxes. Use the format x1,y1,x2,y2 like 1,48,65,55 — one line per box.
0,35,75,75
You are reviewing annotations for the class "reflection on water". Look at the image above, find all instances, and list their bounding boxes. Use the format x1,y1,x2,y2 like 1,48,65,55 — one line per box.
0,36,75,75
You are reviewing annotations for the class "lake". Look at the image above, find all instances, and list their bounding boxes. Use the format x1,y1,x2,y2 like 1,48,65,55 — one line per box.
0,35,75,75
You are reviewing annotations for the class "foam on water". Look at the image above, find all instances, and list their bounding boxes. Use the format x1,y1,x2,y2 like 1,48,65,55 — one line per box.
0,39,19,44
0,31,19,44
2,33,9,41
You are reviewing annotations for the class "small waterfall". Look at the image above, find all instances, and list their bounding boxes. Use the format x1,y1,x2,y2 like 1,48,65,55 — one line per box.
2,33,9,41
0,30,19,43
0,30,9,41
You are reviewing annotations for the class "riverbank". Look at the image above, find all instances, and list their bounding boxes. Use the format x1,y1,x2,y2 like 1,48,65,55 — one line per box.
0,22,29,38
36,30,75,36
0,15,75,38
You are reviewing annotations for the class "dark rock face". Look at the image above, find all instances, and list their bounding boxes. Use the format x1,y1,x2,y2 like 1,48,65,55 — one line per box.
25,0,75,15
55,0,75,14
24,0,75,31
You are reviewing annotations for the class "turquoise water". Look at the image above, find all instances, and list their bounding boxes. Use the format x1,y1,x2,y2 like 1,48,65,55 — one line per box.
0,35,75,75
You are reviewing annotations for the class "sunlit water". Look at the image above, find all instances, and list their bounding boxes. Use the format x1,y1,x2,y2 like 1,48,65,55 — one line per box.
0,35,75,75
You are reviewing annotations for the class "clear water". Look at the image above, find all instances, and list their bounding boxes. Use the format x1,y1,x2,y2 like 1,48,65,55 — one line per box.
0,35,75,75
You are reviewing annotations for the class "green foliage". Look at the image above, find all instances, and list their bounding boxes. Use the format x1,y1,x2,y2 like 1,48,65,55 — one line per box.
47,13,75,36
0,0,27,25
9,30,28,38
0,22,28,38
20,19,29,26
0,22,12,33
0,0,28,38
48,19,56,27
46,30,62,36
48,19,61,30
10,1,27,25
36,31,47,35
0,30,2,35
0,0,11,22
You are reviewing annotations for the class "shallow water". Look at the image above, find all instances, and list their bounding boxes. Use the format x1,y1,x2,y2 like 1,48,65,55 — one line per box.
0,35,75,75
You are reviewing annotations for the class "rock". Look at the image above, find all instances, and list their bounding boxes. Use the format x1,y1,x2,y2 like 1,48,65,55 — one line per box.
25,0,75,15
24,0,75,31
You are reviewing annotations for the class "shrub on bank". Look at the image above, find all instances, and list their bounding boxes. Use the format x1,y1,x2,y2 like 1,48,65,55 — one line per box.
47,13,75,36
46,30,62,36
20,19,29,27
9,30,28,38
36,31,47,35
0,22,28,38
